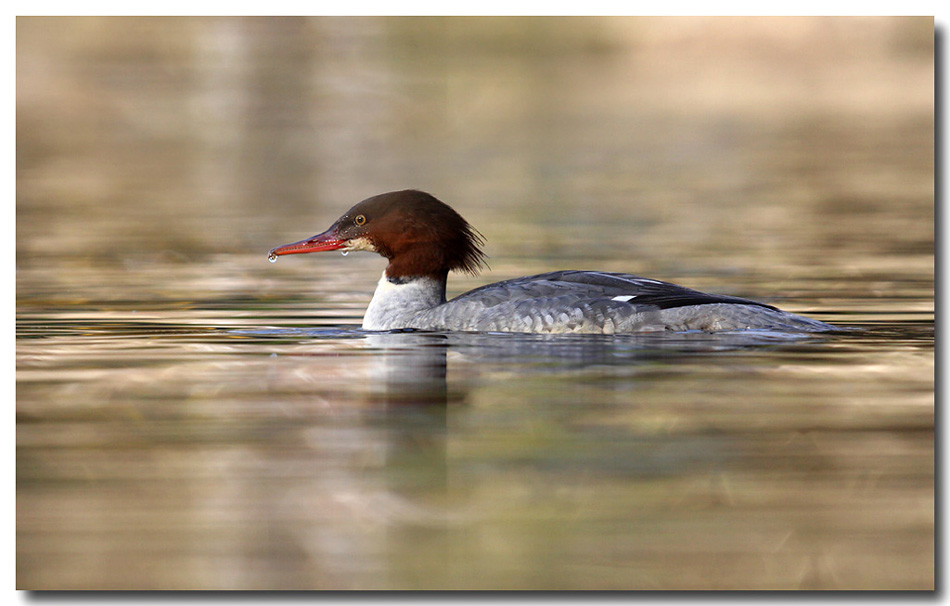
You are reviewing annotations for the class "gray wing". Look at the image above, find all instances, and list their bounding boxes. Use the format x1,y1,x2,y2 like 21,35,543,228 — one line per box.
453,270,777,312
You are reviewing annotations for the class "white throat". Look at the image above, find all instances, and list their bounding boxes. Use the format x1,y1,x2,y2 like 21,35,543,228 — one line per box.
361,272,447,330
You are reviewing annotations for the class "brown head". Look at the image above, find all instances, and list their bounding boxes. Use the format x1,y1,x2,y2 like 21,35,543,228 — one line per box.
269,190,487,281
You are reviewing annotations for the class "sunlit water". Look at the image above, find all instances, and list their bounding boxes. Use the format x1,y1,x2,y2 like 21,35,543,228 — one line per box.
17,17,933,590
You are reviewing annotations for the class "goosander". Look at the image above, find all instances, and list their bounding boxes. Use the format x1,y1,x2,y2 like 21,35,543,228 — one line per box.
269,190,835,334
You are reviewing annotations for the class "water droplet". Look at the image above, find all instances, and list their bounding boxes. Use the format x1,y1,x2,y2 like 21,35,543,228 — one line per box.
268,252,278,263
341,251,348,257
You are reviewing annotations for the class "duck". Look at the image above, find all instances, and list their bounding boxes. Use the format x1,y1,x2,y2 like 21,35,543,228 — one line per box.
269,190,835,334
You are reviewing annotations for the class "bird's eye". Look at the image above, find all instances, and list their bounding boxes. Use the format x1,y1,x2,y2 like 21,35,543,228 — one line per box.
354,215,366,226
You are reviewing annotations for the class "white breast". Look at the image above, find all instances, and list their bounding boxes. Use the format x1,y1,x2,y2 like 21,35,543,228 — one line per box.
362,273,446,330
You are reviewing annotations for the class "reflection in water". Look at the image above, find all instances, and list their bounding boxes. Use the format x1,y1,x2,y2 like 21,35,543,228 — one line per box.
362,333,453,585
365,333,450,407
15,318,934,589
442,328,841,367
350,328,828,565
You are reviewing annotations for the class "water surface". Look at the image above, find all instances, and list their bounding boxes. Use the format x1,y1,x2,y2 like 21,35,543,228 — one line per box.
16,257,934,590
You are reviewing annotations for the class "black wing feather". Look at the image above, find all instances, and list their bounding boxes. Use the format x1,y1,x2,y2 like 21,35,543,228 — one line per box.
460,270,778,311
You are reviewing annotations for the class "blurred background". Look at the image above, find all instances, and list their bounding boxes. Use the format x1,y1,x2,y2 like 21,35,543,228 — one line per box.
17,17,933,590
17,17,932,275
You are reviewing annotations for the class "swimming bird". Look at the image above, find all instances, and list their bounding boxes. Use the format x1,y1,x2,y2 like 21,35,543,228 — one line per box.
269,190,835,334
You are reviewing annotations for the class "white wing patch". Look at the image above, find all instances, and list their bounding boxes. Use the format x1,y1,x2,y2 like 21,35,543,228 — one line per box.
612,295,638,302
